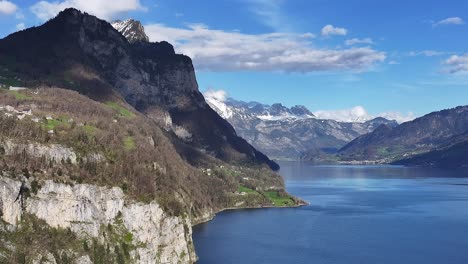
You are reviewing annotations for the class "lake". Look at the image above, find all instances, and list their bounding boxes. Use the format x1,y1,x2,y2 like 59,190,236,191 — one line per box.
193,162,468,264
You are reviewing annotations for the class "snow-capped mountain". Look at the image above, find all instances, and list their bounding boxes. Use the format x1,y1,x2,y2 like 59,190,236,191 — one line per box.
111,19,149,43
205,89,315,121
204,90,398,160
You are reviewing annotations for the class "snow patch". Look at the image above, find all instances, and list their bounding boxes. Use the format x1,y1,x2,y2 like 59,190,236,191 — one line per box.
203,89,233,119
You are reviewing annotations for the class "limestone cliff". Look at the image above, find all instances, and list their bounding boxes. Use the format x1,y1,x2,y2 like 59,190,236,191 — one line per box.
0,176,196,263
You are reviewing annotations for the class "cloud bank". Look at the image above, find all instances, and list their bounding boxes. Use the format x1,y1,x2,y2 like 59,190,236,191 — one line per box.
145,23,385,72
31,0,146,21
314,106,415,123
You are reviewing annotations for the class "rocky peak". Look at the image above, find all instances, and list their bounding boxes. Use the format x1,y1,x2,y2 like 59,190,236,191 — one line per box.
290,105,314,117
365,117,398,127
268,103,286,115
111,18,150,43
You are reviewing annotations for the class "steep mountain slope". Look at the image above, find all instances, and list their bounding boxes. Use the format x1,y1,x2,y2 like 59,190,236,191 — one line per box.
394,132,468,167
338,105,468,162
205,95,397,160
0,8,278,170
0,88,295,263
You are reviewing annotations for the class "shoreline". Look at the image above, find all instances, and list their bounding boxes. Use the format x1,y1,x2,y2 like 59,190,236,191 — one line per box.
193,200,309,227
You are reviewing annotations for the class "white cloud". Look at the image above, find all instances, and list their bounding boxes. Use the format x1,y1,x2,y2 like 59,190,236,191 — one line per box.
203,88,228,102
388,60,400,65
30,0,146,21
15,22,25,31
345,38,374,46
314,106,370,122
408,50,447,57
144,23,385,72
203,89,233,119
378,111,415,123
0,0,17,15
248,0,290,32
314,106,415,123
301,32,315,38
433,17,465,26
443,53,468,74
321,24,347,36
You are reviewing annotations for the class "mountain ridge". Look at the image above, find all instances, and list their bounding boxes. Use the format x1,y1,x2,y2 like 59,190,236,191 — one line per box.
205,94,398,160
338,105,468,164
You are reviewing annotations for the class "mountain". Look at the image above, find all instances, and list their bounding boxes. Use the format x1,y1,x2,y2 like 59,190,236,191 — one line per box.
338,105,468,163
0,8,278,170
0,8,300,263
393,132,468,167
205,94,398,160
111,19,149,43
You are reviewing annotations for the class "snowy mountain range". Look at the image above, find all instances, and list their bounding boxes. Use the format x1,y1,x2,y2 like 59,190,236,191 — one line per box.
204,89,398,160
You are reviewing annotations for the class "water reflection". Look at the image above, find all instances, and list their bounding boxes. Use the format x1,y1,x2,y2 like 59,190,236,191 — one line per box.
193,163,468,264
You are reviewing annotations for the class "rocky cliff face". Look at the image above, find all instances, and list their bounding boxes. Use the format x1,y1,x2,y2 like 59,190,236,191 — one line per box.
0,176,196,263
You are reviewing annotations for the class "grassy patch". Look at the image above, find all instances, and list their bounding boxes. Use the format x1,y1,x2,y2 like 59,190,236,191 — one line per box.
105,101,134,118
238,186,257,194
123,136,136,151
8,90,32,100
82,124,97,135
264,191,295,206
123,232,133,244
43,119,64,131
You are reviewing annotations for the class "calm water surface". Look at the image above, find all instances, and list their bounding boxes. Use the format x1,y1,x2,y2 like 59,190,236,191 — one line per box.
193,162,468,264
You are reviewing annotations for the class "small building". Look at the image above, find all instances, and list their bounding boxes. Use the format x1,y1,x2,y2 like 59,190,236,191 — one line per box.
9,86,27,91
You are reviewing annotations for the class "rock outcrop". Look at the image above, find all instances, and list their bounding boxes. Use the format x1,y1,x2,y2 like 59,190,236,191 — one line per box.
0,176,196,263
3,139,78,164
111,19,150,43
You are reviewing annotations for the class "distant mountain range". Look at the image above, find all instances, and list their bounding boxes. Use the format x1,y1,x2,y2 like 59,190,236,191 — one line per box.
205,93,398,160
338,105,468,167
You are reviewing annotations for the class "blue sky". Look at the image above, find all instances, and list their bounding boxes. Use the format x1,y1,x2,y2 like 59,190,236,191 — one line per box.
1,0,468,121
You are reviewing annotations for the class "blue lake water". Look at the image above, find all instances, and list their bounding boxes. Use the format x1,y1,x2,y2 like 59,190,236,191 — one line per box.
193,162,468,264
